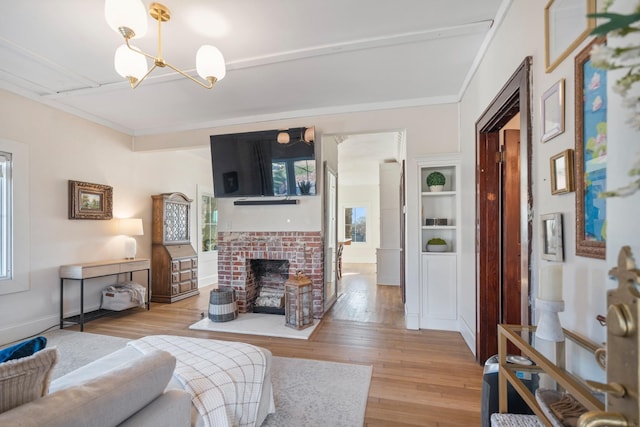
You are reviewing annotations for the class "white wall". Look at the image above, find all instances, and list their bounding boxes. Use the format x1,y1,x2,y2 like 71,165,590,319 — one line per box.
459,0,639,362
134,105,460,330
0,89,214,345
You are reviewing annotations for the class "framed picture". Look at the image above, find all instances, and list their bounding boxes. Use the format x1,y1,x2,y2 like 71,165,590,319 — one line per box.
541,79,565,142
541,213,564,262
550,149,574,194
575,37,607,259
544,0,596,72
68,180,113,220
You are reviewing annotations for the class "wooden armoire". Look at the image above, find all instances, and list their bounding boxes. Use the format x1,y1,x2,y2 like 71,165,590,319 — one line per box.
151,192,199,303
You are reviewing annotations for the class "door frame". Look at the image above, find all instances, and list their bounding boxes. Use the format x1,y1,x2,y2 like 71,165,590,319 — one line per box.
475,57,533,363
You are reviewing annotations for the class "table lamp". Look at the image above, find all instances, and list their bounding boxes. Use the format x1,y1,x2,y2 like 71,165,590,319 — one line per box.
118,218,144,259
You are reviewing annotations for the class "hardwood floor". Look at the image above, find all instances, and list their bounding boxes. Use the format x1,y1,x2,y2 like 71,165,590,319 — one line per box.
76,263,483,426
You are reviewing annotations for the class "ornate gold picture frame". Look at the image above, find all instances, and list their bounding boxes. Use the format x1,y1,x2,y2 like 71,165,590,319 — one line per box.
550,149,574,195
68,180,113,220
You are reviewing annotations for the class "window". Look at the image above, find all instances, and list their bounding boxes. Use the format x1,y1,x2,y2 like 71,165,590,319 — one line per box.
201,194,218,252
272,158,316,196
344,207,366,243
0,151,12,280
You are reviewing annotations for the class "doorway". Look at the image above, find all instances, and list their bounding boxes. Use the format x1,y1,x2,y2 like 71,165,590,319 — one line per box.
475,58,533,364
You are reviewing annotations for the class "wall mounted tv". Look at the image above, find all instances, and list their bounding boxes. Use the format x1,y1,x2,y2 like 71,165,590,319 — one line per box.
210,127,316,198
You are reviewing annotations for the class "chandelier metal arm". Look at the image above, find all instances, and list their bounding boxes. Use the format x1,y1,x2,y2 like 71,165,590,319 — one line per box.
123,31,215,89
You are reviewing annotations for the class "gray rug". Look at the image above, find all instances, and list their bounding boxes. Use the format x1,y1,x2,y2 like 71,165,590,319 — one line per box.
43,329,371,427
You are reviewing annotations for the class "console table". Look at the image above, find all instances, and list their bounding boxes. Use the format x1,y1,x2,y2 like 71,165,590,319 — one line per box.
497,324,604,425
60,258,151,331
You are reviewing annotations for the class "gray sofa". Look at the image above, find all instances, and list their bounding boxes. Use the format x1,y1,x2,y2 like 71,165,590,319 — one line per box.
0,348,192,427
0,339,275,427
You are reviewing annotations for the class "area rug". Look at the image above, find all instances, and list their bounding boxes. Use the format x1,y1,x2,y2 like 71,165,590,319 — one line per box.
189,312,319,340
43,329,371,427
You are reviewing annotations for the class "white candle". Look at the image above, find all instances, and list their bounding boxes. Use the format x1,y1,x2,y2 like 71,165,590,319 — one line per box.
539,265,563,301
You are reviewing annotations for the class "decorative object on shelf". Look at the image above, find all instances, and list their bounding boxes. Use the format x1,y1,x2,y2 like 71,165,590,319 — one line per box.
118,218,144,259
541,213,564,262
426,171,446,192
536,264,564,342
104,0,226,89
550,149,575,194
68,180,113,220
426,237,448,252
541,78,566,142
544,0,597,72
284,271,314,330
575,37,607,260
425,218,448,226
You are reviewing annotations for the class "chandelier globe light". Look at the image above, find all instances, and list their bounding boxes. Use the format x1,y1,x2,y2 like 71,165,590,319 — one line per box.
105,0,226,89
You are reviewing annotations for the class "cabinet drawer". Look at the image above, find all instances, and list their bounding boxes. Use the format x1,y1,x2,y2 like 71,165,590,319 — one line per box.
179,282,191,293
191,258,198,267
179,270,192,282
171,272,179,283
171,284,179,295
171,261,180,272
180,259,192,270
120,260,150,273
191,269,198,278
191,280,198,290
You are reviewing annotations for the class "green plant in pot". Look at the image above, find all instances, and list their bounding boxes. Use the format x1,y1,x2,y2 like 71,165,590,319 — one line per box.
426,171,446,192
427,237,448,252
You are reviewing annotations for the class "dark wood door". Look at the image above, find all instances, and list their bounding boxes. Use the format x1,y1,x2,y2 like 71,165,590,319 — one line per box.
501,129,521,326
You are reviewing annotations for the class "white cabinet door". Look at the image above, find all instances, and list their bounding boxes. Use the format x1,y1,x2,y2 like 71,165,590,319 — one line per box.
420,253,457,328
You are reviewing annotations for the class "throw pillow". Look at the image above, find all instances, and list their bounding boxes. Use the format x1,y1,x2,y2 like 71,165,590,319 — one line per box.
0,336,47,363
0,347,58,413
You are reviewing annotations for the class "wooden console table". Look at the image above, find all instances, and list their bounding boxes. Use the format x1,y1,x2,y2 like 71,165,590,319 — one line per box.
498,324,604,426
60,258,150,331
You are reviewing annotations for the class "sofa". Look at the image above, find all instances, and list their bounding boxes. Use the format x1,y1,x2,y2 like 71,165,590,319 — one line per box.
0,335,275,427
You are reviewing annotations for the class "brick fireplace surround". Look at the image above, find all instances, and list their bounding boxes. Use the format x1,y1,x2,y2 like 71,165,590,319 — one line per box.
217,231,325,317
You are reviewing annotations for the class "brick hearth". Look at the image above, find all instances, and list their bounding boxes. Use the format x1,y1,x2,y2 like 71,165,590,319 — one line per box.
217,231,324,317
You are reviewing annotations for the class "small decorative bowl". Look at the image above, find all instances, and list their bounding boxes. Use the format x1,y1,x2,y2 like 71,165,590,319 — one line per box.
427,244,448,252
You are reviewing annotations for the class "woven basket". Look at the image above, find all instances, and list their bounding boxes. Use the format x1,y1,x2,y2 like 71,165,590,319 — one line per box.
208,288,238,322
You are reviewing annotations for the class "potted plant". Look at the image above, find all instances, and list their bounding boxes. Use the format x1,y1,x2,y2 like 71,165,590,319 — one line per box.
427,237,448,252
426,171,446,192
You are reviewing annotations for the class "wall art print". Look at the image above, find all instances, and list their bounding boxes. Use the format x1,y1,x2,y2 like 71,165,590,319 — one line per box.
575,37,606,259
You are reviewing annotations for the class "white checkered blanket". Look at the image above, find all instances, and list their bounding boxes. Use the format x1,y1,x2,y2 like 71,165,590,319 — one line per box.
128,335,267,427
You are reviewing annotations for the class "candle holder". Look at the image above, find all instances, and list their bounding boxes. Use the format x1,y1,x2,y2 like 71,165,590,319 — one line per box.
535,298,565,342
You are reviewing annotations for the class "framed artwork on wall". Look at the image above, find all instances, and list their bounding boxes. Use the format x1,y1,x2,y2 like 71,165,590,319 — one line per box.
575,37,607,259
68,180,113,220
544,0,597,72
550,149,574,195
541,213,564,262
541,79,565,142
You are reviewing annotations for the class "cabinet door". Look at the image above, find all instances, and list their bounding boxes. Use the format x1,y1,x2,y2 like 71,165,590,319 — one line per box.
421,254,456,320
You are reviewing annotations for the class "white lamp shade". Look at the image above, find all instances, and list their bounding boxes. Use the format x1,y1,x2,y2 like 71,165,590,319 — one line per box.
118,218,144,236
196,45,226,81
114,44,148,80
105,0,148,39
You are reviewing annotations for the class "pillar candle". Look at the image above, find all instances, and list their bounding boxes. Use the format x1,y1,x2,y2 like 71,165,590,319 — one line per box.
539,264,563,301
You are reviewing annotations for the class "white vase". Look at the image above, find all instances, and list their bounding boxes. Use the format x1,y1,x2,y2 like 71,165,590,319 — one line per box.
429,185,444,192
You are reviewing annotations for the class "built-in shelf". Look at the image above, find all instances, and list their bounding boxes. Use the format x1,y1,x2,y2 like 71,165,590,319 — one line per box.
234,199,299,206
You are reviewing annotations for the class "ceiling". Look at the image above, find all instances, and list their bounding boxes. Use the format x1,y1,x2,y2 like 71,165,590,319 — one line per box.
0,0,503,136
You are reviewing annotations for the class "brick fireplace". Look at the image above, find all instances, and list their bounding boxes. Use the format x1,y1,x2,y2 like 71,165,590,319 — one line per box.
217,231,324,317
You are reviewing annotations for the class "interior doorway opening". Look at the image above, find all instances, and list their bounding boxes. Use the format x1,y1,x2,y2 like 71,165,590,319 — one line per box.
475,57,533,364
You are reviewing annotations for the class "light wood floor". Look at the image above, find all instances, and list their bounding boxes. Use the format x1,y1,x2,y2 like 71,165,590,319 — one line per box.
75,263,483,426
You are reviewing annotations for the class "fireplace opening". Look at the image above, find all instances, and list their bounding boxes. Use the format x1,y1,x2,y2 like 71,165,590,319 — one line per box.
249,259,289,315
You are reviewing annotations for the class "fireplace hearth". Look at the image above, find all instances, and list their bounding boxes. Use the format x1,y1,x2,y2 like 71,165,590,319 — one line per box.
217,231,324,317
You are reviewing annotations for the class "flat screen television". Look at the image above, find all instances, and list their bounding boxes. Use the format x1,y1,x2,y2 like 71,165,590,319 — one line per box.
210,127,316,198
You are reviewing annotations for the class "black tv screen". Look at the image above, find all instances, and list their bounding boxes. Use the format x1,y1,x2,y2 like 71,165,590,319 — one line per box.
210,127,316,198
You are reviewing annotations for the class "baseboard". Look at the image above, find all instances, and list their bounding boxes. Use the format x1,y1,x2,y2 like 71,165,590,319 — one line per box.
198,274,218,287
0,314,61,346
405,311,420,330
459,315,476,356
419,317,459,331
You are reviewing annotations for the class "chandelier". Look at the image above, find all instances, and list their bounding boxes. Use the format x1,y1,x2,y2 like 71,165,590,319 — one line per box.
105,0,226,89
